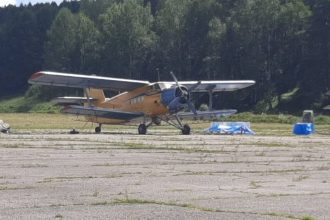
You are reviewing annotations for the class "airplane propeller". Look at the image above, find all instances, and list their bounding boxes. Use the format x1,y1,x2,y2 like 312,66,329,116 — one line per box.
169,72,198,115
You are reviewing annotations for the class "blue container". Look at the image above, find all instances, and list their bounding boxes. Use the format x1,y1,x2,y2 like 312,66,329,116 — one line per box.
293,123,315,135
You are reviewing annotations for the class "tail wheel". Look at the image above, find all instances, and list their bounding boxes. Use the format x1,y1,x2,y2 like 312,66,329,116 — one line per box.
152,117,161,126
95,126,101,133
138,124,147,135
182,124,191,135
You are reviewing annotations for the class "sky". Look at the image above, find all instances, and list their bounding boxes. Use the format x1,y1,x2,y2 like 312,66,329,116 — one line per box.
0,0,64,7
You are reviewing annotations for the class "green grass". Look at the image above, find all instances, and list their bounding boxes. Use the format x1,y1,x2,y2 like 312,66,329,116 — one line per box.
93,197,311,219
0,113,329,135
55,214,63,218
0,96,60,113
0,113,85,129
300,216,315,220
225,112,300,124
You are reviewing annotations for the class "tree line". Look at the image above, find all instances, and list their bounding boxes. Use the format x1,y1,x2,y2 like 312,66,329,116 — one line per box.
0,0,329,113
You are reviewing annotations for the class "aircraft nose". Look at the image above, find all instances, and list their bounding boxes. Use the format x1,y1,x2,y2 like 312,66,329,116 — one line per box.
161,87,189,113
161,88,176,107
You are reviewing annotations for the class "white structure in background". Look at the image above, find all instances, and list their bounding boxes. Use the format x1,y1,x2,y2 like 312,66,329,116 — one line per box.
0,120,10,133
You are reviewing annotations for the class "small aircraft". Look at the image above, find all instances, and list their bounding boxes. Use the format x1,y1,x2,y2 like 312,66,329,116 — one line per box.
28,71,255,134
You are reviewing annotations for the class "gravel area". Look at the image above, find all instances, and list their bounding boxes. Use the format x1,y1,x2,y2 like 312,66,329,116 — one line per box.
0,131,329,220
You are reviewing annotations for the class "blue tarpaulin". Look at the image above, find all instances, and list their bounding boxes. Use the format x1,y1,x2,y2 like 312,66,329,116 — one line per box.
293,123,315,135
204,122,255,135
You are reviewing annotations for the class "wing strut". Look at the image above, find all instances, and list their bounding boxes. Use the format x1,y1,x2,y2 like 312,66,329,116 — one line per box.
209,90,213,110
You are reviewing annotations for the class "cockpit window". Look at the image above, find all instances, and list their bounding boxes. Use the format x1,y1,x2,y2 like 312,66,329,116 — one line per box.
156,82,172,90
153,84,161,90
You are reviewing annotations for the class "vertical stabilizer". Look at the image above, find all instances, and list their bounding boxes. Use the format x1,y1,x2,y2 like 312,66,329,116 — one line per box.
85,88,106,105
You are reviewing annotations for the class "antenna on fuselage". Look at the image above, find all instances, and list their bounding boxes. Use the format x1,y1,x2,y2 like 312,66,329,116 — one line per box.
156,68,160,81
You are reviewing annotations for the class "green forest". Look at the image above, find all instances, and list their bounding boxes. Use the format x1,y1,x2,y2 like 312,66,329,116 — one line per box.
0,0,329,113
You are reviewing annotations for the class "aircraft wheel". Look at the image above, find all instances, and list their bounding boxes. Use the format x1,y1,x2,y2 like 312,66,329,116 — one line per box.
152,117,161,126
138,124,147,135
182,124,191,135
95,126,101,133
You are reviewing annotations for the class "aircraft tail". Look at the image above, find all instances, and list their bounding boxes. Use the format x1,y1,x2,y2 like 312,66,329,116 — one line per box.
85,88,106,105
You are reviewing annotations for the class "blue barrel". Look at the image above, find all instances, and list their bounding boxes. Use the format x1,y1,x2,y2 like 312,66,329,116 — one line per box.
293,123,315,135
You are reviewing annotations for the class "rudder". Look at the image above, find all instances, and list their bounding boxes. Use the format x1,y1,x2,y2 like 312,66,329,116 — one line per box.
84,88,106,105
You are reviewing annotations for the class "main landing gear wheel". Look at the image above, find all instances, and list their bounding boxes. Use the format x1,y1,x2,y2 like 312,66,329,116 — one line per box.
181,124,191,135
95,126,101,133
138,124,147,135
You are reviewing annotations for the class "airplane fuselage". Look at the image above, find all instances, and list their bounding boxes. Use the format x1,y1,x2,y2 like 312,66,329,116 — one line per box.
85,83,174,124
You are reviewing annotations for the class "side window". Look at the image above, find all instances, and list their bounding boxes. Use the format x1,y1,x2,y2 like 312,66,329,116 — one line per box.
130,96,144,104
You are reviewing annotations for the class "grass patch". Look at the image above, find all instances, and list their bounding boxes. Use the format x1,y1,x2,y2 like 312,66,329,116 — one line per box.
42,176,95,183
0,96,60,113
55,214,63,218
0,113,86,129
225,112,300,124
0,185,34,191
93,197,308,219
0,112,329,135
250,181,262,189
300,216,315,220
112,198,215,212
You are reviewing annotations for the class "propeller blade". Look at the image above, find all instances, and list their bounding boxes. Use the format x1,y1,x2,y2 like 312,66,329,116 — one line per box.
170,71,179,86
170,71,184,93
169,72,197,115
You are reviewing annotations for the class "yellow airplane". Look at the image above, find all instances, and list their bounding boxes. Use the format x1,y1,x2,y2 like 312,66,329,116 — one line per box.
28,71,255,134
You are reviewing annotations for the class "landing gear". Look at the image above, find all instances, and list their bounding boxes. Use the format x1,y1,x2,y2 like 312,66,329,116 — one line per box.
181,124,191,135
137,116,191,135
69,128,79,134
95,124,102,133
152,117,161,126
156,115,191,135
138,123,147,135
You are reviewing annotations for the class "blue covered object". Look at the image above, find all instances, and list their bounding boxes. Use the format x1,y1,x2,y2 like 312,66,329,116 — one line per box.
205,122,255,135
293,123,315,135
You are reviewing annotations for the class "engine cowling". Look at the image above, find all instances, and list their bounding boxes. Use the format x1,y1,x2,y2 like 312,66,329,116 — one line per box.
161,86,189,113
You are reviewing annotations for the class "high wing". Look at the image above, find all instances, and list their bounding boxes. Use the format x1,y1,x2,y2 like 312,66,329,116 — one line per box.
164,80,255,92
29,71,151,92
177,109,237,120
62,105,144,120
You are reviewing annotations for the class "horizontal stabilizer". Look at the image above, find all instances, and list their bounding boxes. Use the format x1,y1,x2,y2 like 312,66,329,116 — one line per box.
177,109,237,120
62,105,144,120
52,97,96,105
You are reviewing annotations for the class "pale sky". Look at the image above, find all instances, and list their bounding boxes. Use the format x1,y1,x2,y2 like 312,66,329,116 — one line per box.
0,0,64,7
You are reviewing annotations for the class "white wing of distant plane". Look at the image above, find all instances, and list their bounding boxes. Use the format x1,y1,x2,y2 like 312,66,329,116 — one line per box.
177,109,237,120
163,80,255,92
28,71,151,92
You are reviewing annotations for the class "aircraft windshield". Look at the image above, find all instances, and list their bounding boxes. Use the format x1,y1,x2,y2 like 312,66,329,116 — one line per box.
156,82,172,90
